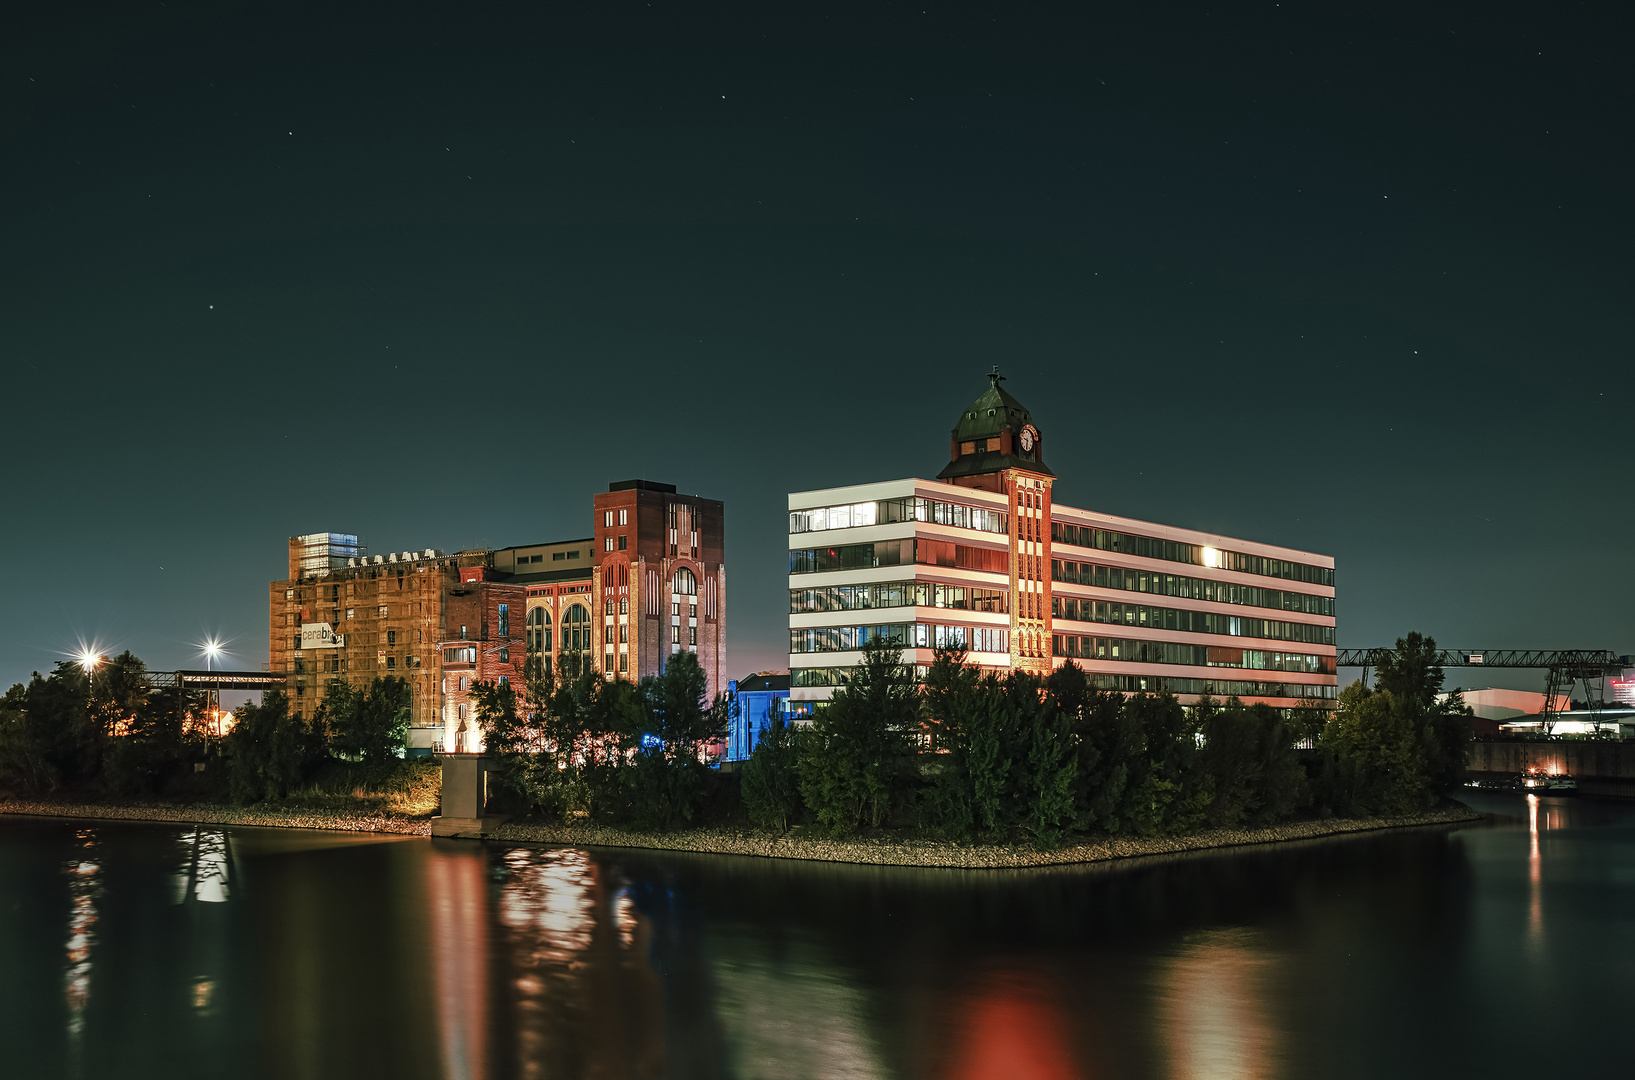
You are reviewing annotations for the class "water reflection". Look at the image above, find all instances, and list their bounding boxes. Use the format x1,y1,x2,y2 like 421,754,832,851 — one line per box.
11,803,1583,1080
492,847,664,1079
428,841,489,1080
173,828,234,904
709,934,887,1080
1155,929,1279,1080
935,967,1080,1080
62,826,101,1072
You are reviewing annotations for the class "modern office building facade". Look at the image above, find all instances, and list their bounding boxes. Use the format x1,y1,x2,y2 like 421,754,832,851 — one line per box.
787,374,1337,712
269,480,726,754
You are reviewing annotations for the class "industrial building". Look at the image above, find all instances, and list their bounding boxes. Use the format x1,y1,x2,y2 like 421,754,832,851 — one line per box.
787,372,1339,712
269,480,726,754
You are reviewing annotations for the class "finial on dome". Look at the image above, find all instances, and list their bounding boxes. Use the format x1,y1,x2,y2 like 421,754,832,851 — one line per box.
988,365,1005,388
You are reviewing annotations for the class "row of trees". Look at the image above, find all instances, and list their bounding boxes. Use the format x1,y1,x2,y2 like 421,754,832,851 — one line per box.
479,632,1473,848
474,650,731,831
0,652,415,803
737,633,1473,847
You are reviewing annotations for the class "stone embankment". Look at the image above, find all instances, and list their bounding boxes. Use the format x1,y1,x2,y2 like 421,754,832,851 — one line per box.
0,799,1482,867
0,799,431,835
487,804,1483,869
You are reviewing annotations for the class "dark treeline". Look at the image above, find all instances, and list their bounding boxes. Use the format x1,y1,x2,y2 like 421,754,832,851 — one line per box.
486,633,1473,849
0,652,426,805
476,650,732,831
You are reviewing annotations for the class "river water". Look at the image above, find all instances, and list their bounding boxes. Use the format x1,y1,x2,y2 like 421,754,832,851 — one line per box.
1,792,1629,1079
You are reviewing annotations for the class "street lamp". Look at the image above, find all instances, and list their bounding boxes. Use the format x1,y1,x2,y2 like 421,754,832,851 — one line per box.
203,639,222,673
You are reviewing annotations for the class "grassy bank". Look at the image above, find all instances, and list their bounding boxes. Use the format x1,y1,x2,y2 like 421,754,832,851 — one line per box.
0,758,441,832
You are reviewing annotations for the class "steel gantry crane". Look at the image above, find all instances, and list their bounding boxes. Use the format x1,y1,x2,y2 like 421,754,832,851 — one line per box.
1337,649,1630,730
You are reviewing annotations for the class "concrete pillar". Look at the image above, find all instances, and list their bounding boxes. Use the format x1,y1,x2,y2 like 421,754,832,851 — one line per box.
432,754,505,837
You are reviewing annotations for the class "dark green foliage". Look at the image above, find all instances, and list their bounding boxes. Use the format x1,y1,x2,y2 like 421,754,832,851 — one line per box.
628,652,733,830
225,690,326,803
921,655,1078,849
798,638,919,836
480,651,728,831
1314,633,1474,815
322,676,411,765
1195,696,1308,827
740,706,803,832
479,631,1461,844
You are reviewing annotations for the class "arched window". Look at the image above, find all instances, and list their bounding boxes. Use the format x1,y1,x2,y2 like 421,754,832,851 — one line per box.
526,606,552,668
560,604,591,649
672,568,697,596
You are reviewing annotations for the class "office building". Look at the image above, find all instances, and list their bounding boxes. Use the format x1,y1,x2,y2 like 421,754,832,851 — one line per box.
787,373,1337,712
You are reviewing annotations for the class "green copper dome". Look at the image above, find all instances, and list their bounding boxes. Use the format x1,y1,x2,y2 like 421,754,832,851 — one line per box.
936,369,1053,481
953,374,1034,441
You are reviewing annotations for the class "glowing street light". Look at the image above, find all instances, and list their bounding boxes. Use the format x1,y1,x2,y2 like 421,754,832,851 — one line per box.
203,639,222,672
77,648,100,673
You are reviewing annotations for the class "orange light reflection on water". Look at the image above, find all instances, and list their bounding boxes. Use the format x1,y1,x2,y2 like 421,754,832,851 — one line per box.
938,969,1080,1080
428,844,489,1080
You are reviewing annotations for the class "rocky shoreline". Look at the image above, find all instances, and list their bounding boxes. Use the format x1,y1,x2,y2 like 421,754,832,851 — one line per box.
487,804,1484,868
0,797,1482,868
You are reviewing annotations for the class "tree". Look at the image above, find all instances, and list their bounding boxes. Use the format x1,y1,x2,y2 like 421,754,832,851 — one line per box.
324,677,411,765
739,706,803,833
226,690,326,803
1374,632,1444,711
798,637,919,836
625,651,731,830
1196,697,1307,827
1321,682,1431,816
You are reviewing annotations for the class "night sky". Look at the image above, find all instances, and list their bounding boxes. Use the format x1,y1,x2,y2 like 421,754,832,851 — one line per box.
3,1,1629,694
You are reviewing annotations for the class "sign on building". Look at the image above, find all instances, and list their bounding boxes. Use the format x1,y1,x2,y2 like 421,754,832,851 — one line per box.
300,623,345,650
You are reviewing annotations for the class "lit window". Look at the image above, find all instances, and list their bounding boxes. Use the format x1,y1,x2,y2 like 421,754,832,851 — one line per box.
604,510,615,527
378,605,387,617
605,537,614,552
346,608,354,619
618,508,628,526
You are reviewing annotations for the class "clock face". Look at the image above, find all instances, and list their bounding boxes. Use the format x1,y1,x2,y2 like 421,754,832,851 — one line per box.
1019,427,1035,452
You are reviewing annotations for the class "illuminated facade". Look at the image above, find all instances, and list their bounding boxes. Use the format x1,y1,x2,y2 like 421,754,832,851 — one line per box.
787,373,1337,712
269,480,726,754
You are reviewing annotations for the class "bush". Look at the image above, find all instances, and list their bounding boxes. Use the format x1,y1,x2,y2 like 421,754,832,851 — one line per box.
226,690,326,803
740,711,803,832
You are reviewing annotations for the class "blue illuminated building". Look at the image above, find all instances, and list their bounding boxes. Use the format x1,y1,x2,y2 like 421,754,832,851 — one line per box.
725,672,795,762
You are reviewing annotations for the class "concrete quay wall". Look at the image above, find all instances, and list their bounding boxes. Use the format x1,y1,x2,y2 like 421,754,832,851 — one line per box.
1469,740,1635,798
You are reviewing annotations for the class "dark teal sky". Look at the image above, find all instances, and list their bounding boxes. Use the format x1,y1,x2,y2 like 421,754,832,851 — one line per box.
2,1,1629,692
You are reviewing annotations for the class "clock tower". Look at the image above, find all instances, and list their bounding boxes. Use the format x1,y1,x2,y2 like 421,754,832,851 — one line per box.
936,369,1055,676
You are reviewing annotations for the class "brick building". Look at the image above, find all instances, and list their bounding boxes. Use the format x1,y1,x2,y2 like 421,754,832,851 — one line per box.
269,480,726,755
